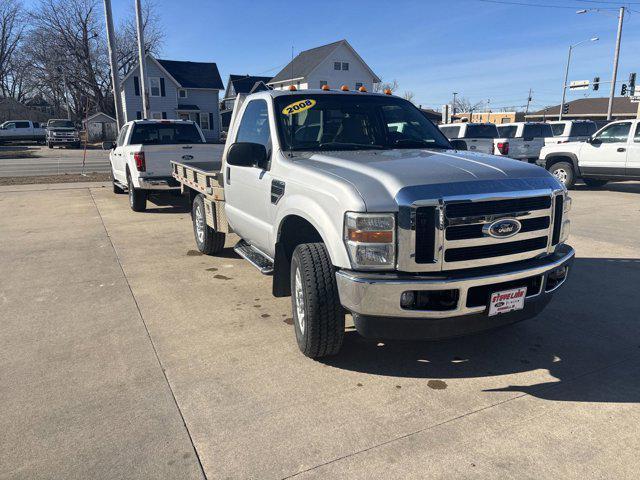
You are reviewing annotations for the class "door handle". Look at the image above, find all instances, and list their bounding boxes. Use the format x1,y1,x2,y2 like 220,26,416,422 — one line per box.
617,147,626,152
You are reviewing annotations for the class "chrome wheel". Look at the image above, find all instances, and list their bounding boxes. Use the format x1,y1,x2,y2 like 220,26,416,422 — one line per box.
553,168,568,185
294,268,305,334
195,204,205,244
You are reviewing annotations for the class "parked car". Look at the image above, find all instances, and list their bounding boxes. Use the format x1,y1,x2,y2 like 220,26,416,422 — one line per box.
438,123,500,154
495,122,554,162
46,119,80,148
545,120,597,145
538,119,640,188
0,120,46,144
105,119,219,212
171,89,574,359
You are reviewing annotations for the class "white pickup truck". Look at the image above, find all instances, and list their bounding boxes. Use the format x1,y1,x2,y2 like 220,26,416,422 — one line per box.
0,120,46,144
495,122,554,162
538,119,640,188
171,89,574,359
105,119,218,212
438,123,502,155
545,120,597,146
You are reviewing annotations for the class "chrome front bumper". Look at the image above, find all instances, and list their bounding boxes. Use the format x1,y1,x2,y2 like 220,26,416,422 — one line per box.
137,176,180,190
336,244,574,319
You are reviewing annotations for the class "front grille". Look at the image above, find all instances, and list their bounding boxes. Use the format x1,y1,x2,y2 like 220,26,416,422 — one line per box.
446,196,551,218
551,195,564,245
444,236,548,263
446,216,550,241
415,206,437,263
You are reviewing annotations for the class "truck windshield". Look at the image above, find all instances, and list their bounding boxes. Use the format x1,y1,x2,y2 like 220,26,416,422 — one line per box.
274,94,451,151
48,120,74,128
465,124,499,138
129,123,203,145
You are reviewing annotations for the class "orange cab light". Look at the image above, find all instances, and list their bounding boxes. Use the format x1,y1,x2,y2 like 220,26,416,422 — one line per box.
358,86,367,92
347,229,393,243
288,85,297,91
340,85,349,91
321,84,330,91
384,88,392,95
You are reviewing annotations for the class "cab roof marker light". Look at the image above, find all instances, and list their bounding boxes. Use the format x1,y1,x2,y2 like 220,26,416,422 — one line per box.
358,86,367,92
341,85,349,91
321,84,330,91
288,85,297,91
384,88,392,95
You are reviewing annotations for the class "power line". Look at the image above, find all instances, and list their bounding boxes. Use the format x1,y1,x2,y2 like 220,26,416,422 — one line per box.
475,0,618,9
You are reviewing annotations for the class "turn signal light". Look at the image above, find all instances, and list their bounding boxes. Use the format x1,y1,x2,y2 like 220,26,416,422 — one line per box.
346,229,393,243
321,84,330,91
341,85,349,91
134,151,146,171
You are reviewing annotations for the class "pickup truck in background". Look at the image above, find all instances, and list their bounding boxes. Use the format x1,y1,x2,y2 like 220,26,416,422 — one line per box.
538,119,640,188
46,119,80,148
105,119,218,212
171,89,574,359
545,120,598,146
0,120,46,144
438,123,502,155
495,122,554,162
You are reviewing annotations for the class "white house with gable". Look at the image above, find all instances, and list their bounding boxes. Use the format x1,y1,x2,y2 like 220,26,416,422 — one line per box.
267,39,380,92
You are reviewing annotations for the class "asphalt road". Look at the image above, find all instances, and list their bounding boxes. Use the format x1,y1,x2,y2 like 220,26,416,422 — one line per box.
1,181,640,479
0,145,111,177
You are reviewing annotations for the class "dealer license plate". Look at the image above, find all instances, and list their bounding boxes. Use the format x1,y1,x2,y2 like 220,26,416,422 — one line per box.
488,286,527,317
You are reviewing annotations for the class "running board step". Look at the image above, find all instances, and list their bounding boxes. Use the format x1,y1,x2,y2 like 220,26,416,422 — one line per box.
114,179,128,191
234,241,274,275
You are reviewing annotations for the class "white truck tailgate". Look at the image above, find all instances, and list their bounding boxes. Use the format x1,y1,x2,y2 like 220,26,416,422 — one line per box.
139,144,217,177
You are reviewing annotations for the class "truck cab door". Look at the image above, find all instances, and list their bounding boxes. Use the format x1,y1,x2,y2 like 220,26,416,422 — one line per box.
111,125,129,180
224,99,273,252
626,122,640,177
580,122,632,176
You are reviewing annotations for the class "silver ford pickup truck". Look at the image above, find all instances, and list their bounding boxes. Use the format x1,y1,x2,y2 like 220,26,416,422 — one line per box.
172,88,574,359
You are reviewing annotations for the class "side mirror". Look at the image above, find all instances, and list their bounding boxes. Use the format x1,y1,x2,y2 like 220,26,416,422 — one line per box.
589,137,601,145
226,142,268,168
102,141,115,150
449,139,467,150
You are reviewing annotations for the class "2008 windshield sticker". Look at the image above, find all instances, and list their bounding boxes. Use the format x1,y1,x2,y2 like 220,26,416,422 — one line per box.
281,99,316,115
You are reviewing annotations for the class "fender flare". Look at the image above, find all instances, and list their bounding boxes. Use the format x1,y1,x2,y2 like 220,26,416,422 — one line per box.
543,152,581,176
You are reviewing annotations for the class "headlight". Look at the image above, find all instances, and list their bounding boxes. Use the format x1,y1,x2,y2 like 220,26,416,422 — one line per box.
560,192,571,243
344,212,395,270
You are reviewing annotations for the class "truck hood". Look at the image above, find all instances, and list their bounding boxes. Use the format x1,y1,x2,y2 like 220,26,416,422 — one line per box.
294,148,560,211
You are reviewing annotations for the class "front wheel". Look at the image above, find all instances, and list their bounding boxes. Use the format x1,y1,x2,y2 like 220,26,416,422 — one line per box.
583,178,608,188
548,161,576,189
192,194,225,255
290,243,344,359
128,174,147,212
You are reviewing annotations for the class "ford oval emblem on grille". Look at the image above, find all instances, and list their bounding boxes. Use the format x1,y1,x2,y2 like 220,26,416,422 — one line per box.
483,218,521,238
182,154,194,160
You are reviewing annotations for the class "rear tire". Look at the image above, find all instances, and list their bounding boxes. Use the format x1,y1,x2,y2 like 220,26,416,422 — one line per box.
290,243,344,359
127,173,147,212
192,194,225,255
583,178,608,188
548,161,575,189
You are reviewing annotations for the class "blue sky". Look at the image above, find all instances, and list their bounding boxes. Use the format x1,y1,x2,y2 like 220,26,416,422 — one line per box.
92,0,640,111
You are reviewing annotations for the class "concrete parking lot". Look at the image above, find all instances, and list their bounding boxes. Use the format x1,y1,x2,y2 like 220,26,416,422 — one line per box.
1,181,639,479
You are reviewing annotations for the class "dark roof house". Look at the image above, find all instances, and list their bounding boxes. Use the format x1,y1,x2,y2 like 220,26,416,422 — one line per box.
526,96,638,121
223,74,273,100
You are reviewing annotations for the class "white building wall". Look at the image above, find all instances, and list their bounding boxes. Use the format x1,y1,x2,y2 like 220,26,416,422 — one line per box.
307,44,376,91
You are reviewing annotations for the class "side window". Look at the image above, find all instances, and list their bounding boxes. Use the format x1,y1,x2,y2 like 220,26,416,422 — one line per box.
236,100,271,151
523,124,540,138
595,122,631,143
16,121,30,129
634,124,640,143
497,125,516,138
4,122,16,129
551,124,565,136
116,125,129,147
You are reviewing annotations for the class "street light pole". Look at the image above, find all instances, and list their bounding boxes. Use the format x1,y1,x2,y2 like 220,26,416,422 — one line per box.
607,7,624,121
559,37,598,121
134,0,149,118
103,0,124,130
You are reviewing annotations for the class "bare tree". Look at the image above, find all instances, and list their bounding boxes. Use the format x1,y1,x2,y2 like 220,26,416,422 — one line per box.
453,97,483,113
115,0,164,75
402,91,415,103
373,78,399,93
0,0,26,97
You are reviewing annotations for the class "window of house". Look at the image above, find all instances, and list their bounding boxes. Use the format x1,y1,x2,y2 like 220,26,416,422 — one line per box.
355,82,363,90
150,112,163,120
178,89,187,99
236,100,271,150
149,77,161,97
334,62,341,70
199,113,210,130
320,80,328,88
342,62,349,71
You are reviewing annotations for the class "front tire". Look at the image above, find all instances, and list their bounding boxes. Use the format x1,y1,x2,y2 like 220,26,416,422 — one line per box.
290,243,344,359
583,178,608,188
192,194,225,255
127,173,147,212
548,161,576,189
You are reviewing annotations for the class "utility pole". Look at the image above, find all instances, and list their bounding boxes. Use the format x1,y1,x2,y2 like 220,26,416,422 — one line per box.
135,0,149,118
525,88,532,115
607,7,624,121
452,92,457,123
103,0,124,130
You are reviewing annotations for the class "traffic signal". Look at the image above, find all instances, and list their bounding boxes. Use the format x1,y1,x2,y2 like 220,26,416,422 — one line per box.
621,83,628,96
562,103,569,115
593,77,600,91
629,73,636,94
